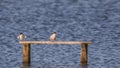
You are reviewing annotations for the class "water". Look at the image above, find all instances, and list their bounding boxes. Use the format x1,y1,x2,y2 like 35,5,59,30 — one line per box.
0,0,120,68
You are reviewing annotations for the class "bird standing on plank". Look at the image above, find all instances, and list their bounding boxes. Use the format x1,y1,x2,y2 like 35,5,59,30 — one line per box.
17,33,26,41
49,32,57,41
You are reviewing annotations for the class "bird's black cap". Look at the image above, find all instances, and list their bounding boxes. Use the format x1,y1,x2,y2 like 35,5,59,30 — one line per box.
20,33,23,34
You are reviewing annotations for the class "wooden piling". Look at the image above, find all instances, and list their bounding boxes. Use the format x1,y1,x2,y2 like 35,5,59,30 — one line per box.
80,43,88,63
19,41,92,65
22,43,30,65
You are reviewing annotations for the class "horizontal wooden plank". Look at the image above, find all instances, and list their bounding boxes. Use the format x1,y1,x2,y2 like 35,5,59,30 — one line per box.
19,41,92,45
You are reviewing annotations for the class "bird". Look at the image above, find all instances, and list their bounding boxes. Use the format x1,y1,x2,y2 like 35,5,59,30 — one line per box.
17,33,26,41
49,32,57,41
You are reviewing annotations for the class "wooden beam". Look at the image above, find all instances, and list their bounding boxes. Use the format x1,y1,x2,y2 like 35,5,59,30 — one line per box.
19,41,92,45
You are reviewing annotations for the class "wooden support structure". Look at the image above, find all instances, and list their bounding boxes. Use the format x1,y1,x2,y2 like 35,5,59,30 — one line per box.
80,43,88,63
22,43,30,65
19,41,92,65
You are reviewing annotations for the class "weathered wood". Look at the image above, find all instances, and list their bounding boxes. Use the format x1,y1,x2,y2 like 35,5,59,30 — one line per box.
19,41,92,45
19,41,92,65
80,43,88,63
22,43,30,65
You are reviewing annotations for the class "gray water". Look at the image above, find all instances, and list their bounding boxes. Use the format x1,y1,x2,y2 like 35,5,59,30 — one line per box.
0,0,120,68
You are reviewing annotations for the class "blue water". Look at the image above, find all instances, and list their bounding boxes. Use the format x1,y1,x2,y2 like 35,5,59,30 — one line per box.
0,0,120,68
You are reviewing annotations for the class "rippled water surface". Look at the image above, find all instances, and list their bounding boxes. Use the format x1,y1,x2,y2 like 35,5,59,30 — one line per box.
0,0,120,68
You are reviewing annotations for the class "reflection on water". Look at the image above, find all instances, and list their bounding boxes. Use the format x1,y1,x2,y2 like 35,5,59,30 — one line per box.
21,63,88,68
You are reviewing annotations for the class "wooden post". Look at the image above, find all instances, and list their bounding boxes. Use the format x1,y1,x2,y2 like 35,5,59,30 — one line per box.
22,43,31,65
19,41,92,65
80,43,88,63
